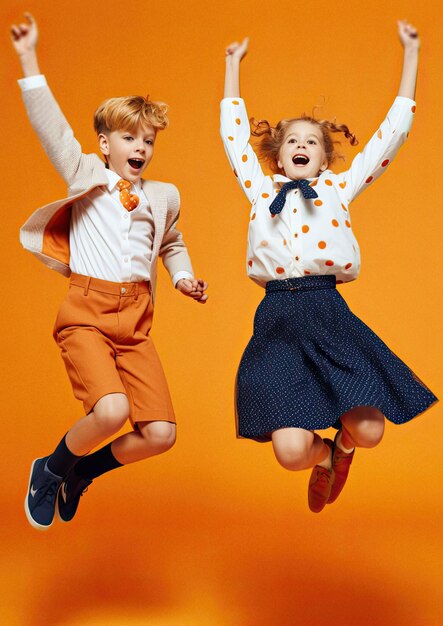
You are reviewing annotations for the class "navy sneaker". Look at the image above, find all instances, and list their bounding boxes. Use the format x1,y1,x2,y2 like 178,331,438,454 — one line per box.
24,456,63,530
57,468,92,523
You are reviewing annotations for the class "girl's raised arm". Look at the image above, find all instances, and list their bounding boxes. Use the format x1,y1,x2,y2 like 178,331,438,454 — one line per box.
224,38,249,98
397,19,420,99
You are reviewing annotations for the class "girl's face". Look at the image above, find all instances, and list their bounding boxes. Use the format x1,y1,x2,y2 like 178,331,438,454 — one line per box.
277,121,328,180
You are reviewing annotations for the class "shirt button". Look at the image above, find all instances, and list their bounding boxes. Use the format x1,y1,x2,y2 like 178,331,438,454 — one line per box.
121,287,126,294
295,256,300,261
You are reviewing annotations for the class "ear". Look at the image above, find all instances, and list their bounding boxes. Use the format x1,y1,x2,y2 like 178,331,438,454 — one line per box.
98,133,110,156
277,159,283,170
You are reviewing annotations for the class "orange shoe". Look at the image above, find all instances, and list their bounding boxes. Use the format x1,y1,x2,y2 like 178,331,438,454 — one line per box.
327,431,355,504
308,439,335,513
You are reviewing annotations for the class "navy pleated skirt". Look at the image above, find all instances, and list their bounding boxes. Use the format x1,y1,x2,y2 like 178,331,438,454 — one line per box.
235,275,437,442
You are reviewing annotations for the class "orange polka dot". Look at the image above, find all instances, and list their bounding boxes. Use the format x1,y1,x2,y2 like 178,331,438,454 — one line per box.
245,180,252,188
235,118,241,125
345,263,353,269
262,193,269,198
261,240,268,247
366,176,373,184
318,241,326,249
304,270,311,275
283,239,287,246
314,199,323,206
381,159,389,167
310,179,318,187
293,208,297,213
294,233,299,238
232,100,240,105
242,154,248,162
377,129,383,139
325,260,334,266
331,219,339,227
276,267,285,274
227,136,234,141
275,189,280,194
325,179,332,186
339,182,347,189
251,213,256,220
302,225,310,233
345,220,351,228
341,203,348,212
248,260,253,267
411,105,416,113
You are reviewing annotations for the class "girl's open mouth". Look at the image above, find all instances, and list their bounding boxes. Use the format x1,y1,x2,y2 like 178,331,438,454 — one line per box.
292,154,310,166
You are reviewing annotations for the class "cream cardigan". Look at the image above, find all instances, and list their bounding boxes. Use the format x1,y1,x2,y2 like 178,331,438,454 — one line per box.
19,84,193,302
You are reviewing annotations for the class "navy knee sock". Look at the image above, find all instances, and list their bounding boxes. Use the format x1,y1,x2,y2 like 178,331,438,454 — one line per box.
47,434,83,477
74,443,123,481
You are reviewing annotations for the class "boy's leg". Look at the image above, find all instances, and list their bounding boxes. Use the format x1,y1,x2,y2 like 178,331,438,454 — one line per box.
57,421,175,522
25,392,129,530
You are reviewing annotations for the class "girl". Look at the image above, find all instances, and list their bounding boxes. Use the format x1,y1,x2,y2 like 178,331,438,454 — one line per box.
221,21,437,513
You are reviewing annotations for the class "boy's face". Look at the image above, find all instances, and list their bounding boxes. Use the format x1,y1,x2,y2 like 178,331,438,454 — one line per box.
99,123,157,184
277,120,328,180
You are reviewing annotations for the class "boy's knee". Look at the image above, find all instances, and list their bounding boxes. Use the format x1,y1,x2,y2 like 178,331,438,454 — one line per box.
139,421,176,453
92,394,130,434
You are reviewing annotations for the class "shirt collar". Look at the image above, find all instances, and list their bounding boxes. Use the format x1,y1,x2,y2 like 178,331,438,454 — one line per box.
272,173,326,184
105,168,143,196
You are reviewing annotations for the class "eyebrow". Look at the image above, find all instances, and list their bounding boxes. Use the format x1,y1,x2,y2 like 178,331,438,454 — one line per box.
286,132,321,140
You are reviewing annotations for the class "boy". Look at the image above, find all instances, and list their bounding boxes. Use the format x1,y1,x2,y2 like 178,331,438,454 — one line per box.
11,13,208,530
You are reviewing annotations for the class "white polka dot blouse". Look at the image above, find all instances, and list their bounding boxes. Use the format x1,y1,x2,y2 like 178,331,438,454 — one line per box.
220,96,416,287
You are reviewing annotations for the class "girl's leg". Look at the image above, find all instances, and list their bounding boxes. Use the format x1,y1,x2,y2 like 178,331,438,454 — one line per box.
339,405,385,449
327,406,385,506
272,427,331,471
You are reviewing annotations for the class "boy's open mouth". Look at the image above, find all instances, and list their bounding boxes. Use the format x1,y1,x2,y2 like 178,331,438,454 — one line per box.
128,158,145,170
292,154,310,166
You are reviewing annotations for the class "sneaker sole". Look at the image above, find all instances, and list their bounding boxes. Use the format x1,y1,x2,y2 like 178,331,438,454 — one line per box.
24,458,58,531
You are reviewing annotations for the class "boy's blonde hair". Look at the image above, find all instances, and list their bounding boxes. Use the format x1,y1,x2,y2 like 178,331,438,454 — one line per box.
250,115,359,174
93,95,169,135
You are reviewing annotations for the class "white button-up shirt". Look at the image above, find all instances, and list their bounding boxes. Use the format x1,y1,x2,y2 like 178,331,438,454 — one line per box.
221,96,416,287
70,168,155,282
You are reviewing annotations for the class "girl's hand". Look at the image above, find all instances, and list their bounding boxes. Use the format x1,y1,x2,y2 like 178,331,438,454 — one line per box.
225,38,249,62
10,12,38,56
397,19,420,51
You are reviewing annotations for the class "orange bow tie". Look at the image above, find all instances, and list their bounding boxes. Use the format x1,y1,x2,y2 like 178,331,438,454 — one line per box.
117,179,139,211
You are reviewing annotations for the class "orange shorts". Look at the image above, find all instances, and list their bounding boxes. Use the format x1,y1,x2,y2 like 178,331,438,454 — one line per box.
53,273,175,426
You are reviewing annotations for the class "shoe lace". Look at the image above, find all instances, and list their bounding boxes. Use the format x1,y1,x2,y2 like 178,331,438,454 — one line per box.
34,477,60,507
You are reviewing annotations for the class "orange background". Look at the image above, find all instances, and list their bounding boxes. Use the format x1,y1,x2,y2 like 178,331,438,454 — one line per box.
1,0,442,624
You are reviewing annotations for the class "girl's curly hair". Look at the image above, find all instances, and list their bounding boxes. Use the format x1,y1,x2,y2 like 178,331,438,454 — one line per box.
250,115,358,174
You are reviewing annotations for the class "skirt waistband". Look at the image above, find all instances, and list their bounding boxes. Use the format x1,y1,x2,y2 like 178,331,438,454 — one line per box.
266,275,336,293
70,273,151,297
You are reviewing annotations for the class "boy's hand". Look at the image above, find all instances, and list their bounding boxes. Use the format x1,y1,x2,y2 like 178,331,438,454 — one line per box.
225,38,249,63
397,19,420,51
176,278,208,304
11,12,38,56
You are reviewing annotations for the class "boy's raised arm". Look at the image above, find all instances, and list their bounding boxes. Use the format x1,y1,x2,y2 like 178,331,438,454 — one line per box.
11,12,40,77
11,13,85,187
